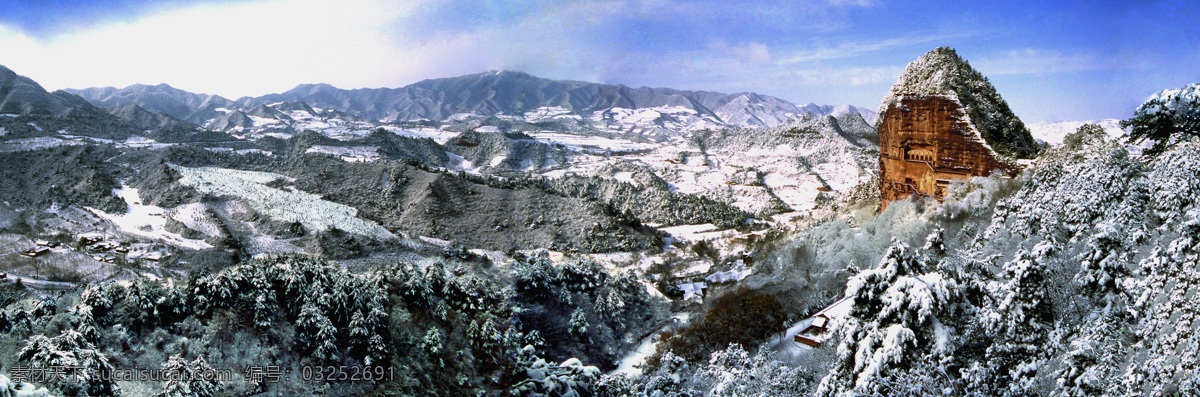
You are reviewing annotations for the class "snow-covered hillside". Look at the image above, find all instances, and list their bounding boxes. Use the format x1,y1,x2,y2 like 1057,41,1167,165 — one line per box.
11,53,1200,397
172,165,398,240
618,128,1200,397
526,113,878,218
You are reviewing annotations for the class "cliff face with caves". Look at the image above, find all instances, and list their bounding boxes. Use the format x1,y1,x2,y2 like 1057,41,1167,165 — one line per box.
877,47,1035,208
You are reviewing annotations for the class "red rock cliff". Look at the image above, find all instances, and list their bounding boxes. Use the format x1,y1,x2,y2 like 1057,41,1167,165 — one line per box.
878,95,1017,209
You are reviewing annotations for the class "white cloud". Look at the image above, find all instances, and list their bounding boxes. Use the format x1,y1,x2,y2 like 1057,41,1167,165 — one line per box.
0,0,890,105
0,0,423,97
731,41,772,64
705,39,772,64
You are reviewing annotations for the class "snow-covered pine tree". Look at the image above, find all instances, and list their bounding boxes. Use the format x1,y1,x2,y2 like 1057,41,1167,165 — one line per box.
346,310,370,359
1075,220,1134,313
816,239,959,396
294,300,322,354
1121,83,1200,156
155,283,189,326
31,296,56,318
124,281,157,330
17,329,121,397
11,309,33,334
78,284,115,321
687,343,815,396
360,275,390,366
568,308,589,340
155,354,221,397
312,309,340,362
1062,123,1108,151
1147,142,1200,225
1115,213,1200,396
509,345,601,397
70,303,100,342
922,227,946,260
250,275,278,329
968,243,1055,395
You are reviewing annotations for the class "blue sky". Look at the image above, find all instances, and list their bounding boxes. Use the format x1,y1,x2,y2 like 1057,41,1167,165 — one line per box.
0,0,1196,122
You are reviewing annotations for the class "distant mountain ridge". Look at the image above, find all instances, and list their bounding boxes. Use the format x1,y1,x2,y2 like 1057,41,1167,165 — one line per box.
66,83,238,125
64,70,875,134
0,64,109,118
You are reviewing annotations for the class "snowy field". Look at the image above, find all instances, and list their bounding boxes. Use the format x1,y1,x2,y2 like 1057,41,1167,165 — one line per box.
172,165,398,240
523,106,583,122
588,106,725,134
87,187,214,250
378,125,461,144
527,132,659,152
0,137,84,152
165,203,223,239
658,224,727,243
305,145,381,162
204,148,272,156
119,136,175,149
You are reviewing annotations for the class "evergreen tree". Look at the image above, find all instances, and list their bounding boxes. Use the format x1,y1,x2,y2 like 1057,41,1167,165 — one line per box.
124,282,157,331
294,301,327,356
11,309,33,334
817,239,959,396
312,311,340,362
346,310,370,359
568,308,589,340
509,345,601,397
155,355,221,397
1121,83,1200,156
969,244,1055,395
250,275,278,329
17,330,121,397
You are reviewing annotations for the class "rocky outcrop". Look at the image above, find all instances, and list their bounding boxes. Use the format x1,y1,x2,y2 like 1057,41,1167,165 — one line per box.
878,96,1017,207
878,48,1030,209
877,47,1038,159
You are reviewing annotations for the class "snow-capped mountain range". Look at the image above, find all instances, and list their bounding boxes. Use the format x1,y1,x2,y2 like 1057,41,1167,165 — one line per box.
1025,119,1126,144
2,62,881,228
65,71,876,138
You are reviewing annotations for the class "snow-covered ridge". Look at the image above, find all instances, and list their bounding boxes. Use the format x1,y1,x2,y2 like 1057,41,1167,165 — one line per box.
170,165,398,240
66,71,875,139
1026,119,1126,145
524,106,582,122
